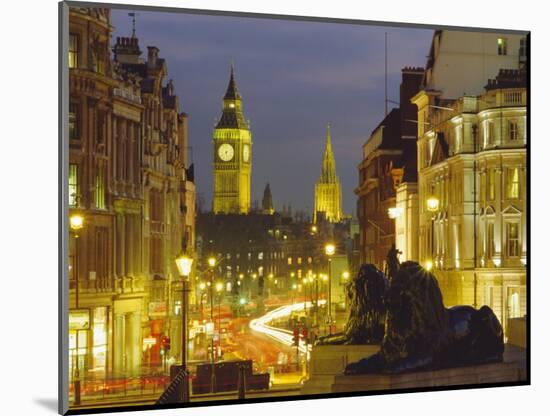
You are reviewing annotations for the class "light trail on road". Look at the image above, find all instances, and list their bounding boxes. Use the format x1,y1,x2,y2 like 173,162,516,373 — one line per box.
249,301,326,354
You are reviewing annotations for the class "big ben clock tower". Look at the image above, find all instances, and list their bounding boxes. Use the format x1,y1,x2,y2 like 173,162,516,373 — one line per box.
212,65,252,214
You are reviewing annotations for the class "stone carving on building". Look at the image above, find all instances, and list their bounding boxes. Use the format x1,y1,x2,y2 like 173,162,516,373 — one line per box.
345,261,504,374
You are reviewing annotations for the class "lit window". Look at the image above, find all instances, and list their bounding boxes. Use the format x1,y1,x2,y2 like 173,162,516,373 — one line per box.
297,257,302,265
69,103,80,139
507,223,520,258
94,165,106,209
507,168,520,199
287,257,292,265
519,38,527,59
69,164,78,207
487,222,495,258
497,38,507,55
485,120,495,146
258,252,263,260
509,121,519,141
487,169,495,200
69,33,79,68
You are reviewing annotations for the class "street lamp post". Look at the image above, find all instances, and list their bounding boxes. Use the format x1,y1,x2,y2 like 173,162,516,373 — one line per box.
175,253,193,403
69,214,84,406
207,257,216,392
215,282,223,359
324,243,335,335
426,196,439,270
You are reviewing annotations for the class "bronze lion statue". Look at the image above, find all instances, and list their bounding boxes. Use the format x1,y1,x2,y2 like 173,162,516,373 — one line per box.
345,261,504,374
316,264,388,345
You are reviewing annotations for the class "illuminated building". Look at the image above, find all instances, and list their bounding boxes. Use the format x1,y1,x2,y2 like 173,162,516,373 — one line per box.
197,213,325,297
355,68,423,269
114,34,196,368
68,6,123,383
212,66,252,214
314,125,343,223
413,54,527,331
67,6,195,388
262,183,275,215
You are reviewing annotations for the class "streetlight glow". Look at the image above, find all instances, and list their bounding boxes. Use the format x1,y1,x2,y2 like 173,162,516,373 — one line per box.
325,243,336,256
69,214,84,231
388,207,403,219
342,271,350,280
208,257,216,268
175,254,193,278
426,196,440,212
425,259,434,271
215,282,224,292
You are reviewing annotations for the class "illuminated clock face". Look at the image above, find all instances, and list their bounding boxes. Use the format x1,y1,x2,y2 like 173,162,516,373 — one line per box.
218,143,234,161
243,144,250,162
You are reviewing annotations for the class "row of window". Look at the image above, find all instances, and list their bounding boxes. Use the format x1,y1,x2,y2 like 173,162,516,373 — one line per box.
216,252,313,264
485,167,521,201
483,119,522,147
422,166,521,214
485,222,520,258
69,33,107,74
430,220,521,261
496,37,528,57
68,163,106,209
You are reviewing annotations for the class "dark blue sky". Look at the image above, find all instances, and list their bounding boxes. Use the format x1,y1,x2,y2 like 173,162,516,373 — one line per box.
111,9,433,215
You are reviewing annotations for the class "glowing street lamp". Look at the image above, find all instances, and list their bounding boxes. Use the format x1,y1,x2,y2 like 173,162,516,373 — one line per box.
324,243,336,256
324,243,335,333
208,257,216,268
425,259,434,271
215,281,224,356
342,271,350,280
388,207,403,219
426,196,440,212
175,253,193,402
69,214,84,233
175,254,193,278
69,213,84,405
426,196,440,269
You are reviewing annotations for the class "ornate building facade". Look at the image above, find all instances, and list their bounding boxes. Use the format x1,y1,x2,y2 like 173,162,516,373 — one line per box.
212,67,252,214
314,125,342,223
68,7,195,391
68,6,126,383
412,68,527,331
408,30,528,334
113,35,196,369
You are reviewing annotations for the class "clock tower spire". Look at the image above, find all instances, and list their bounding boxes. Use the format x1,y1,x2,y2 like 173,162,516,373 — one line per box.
212,65,252,214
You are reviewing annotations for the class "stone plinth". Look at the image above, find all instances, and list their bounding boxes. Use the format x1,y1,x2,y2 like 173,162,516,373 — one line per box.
331,345,526,393
301,344,379,394
507,317,527,348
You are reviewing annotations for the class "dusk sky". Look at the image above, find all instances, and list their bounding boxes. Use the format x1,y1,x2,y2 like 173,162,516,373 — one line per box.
111,9,433,215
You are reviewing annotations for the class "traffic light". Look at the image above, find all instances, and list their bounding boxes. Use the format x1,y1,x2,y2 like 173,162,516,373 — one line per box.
160,335,171,351
293,328,300,346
